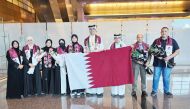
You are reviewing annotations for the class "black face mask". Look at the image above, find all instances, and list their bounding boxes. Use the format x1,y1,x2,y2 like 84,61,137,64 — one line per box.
59,42,65,47
59,42,65,50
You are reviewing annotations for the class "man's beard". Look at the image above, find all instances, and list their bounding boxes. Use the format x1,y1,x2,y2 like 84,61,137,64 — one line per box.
161,35,167,39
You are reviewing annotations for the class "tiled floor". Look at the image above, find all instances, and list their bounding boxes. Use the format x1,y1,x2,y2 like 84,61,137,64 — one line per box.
0,73,6,80
0,73,190,109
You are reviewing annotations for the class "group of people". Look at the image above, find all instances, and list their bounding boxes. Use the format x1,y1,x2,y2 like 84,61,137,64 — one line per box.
6,25,180,99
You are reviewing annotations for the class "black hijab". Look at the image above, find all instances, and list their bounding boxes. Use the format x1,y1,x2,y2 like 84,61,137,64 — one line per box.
11,40,21,63
59,39,66,50
71,34,79,48
43,39,52,52
11,40,20,52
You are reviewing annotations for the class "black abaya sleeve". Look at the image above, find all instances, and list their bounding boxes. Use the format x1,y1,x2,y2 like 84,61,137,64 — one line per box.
22,48,31,66
6,51,19,69
81,45,84,53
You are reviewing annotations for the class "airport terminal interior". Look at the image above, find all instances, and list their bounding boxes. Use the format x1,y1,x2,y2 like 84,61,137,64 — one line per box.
0,0,190,109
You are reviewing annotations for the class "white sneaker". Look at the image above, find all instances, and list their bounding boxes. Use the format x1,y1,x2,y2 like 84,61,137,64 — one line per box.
77,93,81,96
71,92,77,97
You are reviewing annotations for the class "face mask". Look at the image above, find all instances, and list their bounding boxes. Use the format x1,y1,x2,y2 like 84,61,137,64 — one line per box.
59,43,65,47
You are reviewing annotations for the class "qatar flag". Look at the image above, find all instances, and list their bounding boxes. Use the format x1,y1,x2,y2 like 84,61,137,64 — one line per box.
65,46,134,90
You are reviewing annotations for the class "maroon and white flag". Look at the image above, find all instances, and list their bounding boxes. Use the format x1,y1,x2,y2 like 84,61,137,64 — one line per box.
65,46,134,90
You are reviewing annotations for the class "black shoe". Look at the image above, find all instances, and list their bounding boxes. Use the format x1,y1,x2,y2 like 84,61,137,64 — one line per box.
142,91,148,97
36,94,43,97
164,92,173,98
119,95,125,98
131,91,136,97
80,92,85,97
111,94,117,97
151,91,157,97
61,93,67,96
97,93,103,98
86,93,94,97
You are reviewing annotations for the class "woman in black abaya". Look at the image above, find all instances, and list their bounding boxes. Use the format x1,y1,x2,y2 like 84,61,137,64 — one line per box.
6,40,24,99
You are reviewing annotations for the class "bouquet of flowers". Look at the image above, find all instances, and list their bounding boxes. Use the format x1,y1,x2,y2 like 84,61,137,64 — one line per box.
148,45,175,68
132,49,153,75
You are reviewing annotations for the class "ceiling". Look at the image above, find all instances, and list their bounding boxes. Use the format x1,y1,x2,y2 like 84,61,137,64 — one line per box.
4,0,190,22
